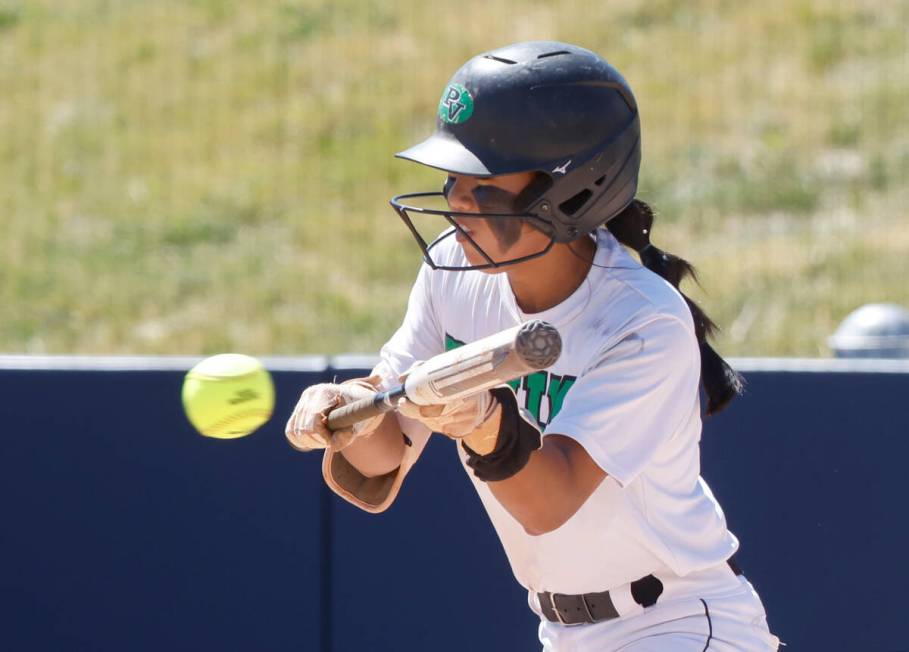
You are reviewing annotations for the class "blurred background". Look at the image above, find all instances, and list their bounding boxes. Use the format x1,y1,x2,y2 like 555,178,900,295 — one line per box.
1,0,907,358
2,4,909,651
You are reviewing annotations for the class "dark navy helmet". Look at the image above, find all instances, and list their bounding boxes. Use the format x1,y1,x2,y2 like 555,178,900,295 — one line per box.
392,41,641,266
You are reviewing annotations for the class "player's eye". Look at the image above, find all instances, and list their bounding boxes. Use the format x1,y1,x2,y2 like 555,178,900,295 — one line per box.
442,175,455,198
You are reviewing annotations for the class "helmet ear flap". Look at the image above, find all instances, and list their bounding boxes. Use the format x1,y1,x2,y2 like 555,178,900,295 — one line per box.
512,174,557,236
558,189,594,216
514,173,552,212
534,121,641,242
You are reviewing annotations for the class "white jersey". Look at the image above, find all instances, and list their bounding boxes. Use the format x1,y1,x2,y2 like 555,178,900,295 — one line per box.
373,228,738,594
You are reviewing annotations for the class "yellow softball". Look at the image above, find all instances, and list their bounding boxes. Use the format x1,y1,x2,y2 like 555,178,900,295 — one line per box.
182,354,275,439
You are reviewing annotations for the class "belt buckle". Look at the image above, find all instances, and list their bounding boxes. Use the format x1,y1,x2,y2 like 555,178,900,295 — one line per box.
547,592,567,625
579,594,596,623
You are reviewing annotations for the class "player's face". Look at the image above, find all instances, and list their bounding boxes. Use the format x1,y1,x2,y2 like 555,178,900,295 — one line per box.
443,172,550,271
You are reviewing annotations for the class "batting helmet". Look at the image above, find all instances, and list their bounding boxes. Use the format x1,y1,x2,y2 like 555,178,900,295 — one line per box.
392,41,641,267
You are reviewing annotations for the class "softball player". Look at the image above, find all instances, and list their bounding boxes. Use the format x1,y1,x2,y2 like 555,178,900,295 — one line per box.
287,41,779,651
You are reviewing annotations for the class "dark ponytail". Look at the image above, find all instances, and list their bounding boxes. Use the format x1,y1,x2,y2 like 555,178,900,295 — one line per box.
607,199,743,415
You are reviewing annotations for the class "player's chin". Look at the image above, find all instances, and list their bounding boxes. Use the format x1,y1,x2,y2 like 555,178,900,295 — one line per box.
459,241,505,273
464,252,506,274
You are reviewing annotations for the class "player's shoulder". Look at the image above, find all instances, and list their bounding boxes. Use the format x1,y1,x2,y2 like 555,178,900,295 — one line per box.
589,231,697,338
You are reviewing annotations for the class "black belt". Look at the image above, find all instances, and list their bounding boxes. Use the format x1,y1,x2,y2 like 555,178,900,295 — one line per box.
538,557,743,626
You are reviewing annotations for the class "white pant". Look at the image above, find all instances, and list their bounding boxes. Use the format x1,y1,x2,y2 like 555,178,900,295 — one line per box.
533,564,780,651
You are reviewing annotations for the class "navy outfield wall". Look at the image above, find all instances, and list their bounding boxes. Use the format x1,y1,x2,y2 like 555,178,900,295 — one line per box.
1,356,907,652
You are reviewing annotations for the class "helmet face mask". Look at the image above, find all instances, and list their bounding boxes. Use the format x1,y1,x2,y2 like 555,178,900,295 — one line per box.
390,191,556,271
393,40,641,270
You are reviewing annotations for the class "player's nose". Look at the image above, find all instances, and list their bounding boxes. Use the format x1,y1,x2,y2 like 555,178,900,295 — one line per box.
446,176,478,213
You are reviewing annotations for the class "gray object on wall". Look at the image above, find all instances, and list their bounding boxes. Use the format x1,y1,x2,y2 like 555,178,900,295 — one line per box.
829,303,909,358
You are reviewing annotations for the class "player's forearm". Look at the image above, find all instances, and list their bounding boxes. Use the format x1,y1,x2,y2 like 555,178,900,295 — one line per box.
483,434,606,536
339,412,407,477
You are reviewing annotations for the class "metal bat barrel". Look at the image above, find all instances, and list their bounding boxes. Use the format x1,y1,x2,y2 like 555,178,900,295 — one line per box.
404,320,562,405
325,320,561,431
514,319,562,369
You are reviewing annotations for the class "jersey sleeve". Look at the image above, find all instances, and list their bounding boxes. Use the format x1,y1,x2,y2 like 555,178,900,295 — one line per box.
544,315,701,488
323,262,443,513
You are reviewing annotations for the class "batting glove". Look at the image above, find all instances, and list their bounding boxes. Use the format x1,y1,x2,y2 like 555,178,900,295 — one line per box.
397,390,502,455
285,376,384,452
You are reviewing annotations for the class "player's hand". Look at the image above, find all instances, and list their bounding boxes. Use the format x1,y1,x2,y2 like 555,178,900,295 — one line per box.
397,381,502,455
285,376,384,452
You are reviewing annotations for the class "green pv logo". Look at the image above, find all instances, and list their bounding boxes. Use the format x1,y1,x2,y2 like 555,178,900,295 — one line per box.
438,83,474,124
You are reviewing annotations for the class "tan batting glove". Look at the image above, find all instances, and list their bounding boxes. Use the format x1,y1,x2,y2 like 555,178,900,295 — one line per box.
285,376,384,452
397,392,503,455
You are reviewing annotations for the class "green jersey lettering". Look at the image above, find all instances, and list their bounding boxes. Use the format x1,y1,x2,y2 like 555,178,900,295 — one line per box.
524,372,547,423
547,374,577,419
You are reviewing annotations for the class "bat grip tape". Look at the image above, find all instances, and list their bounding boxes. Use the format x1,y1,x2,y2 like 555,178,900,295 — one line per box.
326,386,405,430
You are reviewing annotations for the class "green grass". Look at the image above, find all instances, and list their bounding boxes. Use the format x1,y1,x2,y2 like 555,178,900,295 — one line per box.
0,0,907,357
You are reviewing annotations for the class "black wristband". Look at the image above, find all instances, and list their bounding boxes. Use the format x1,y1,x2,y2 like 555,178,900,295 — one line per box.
462,386,542,482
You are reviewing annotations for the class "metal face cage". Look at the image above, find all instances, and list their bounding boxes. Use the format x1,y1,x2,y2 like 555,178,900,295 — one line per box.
390,192,556,271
